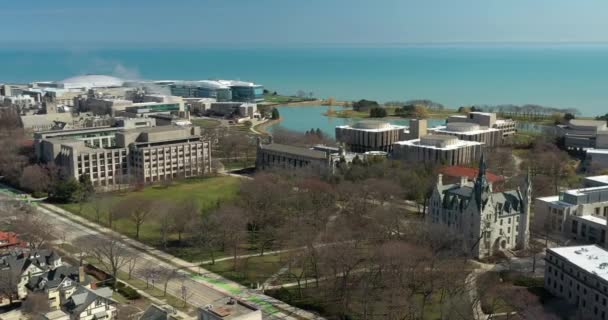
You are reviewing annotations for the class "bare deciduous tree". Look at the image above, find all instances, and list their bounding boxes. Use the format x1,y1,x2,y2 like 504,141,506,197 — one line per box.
210,205,247,270
19,165,50,195
86,235,133,287
116,196,155,240
21,291,50,319
172,200,199,244
0,269,19,306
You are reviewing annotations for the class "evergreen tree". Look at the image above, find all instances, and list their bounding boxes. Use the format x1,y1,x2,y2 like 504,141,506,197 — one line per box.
271,108,280,120
50,178,80,203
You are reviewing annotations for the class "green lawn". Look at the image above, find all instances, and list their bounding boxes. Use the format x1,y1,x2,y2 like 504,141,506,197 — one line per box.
262,94,314,104
222,159,255,171
192,118,221,128
324,106,461,120
267,286,463,320
58,176,241,261
203,253,287,288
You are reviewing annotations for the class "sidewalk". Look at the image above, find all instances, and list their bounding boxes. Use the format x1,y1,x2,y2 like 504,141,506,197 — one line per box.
38,202,324,320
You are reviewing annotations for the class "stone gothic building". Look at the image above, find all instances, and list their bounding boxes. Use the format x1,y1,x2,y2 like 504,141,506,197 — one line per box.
427,155,531,259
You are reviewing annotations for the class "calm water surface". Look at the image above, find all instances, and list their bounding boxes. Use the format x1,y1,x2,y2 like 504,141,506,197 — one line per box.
269,105,446,138
1,45,607,116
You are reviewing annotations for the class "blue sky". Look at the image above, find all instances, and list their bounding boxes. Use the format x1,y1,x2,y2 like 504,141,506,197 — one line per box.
2,0,607,45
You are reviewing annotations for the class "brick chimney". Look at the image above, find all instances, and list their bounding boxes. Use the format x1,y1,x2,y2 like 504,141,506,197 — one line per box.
79,266,86,284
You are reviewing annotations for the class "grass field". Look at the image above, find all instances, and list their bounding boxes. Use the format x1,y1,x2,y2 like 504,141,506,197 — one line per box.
325,106,462,120
203,253,286,288
191,118,221,128
58,176,241,261
267,285,462,320
263,93,315,104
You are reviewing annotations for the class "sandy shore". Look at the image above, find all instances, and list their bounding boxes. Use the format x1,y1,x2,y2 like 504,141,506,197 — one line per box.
253,118,282,135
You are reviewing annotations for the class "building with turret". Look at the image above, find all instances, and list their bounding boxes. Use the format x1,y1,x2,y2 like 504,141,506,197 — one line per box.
427,155,531,258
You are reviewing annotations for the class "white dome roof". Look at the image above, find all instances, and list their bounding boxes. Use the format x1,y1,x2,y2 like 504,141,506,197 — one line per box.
56,75,124,88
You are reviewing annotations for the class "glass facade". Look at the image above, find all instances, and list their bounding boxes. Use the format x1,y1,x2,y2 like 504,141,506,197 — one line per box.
169,83,263,102
170,85,232,101
231,85,264,102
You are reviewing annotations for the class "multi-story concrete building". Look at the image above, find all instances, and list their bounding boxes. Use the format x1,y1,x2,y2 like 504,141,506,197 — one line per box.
34,118,156,162
556,119,608,170
427,155,531,258
41,126,211,187
19,113,77,132
584,176,608,188
209,102,258,118
429,122,503,147
336,120,408,153
392,134,484,166
123,126,212,184
535,181,608,246
256,140,334,175
447,112,517,138
544,245,608,320
254,138,369,175
558,119,608,150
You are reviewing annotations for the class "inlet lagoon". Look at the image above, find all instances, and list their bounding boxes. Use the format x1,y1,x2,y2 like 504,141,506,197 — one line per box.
268,105,446,138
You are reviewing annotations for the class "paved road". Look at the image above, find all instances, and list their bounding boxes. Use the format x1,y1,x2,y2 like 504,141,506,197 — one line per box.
0,185,324,320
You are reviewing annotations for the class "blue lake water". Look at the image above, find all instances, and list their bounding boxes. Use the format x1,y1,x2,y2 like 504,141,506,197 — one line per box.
269,105,446,138
1,45,607,116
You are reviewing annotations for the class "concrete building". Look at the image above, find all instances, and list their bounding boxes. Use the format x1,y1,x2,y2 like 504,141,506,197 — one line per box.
336,120,407,153
256,141,334,175
584,176,608,188
20,113,77,132
535,182,608,246
41,126,211,187
209,102,257,118
1,95,36,109
447,112,517,137
429,122,503,147
199,297,262,320
122,126,211,184
82,98,133,115
544,245,608,320
185,98,217,115
392,134,484,166
587,131,608,169
558,119,608,150
427,155,531,259
34,118,156,162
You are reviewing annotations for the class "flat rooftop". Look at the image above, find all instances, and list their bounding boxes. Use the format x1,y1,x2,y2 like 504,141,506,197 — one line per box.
535,195,574,208
587,149,608,155
395,138,484,150
336,120,407,132
430,125,500,136
201,297,260,320
579,215,607,226
548,245,608,282
260,143,327,159
564,185,608,197
585,175,608,186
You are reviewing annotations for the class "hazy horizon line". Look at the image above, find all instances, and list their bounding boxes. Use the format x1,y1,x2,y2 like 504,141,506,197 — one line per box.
3,40,608,50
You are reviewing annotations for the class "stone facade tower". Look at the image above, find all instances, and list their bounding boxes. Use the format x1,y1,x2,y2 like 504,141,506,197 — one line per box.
518,168,532,250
